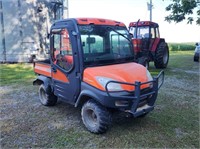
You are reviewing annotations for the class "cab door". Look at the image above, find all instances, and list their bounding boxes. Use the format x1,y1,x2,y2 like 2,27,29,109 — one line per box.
50,25,80,104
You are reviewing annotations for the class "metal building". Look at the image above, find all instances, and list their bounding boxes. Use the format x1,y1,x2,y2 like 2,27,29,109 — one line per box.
0,0,68,62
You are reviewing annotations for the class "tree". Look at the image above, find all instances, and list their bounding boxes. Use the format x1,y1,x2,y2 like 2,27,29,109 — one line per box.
165,0,200,25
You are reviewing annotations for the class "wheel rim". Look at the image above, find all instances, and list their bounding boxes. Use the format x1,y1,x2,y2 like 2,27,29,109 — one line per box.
40,88,47,104
84,108,98,128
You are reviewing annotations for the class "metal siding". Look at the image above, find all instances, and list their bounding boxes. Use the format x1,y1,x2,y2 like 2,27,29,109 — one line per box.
0,0,4,62
3,0,23,62
0,0,53,62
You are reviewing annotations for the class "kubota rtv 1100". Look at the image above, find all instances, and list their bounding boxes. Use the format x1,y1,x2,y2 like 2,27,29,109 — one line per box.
33,18,164,134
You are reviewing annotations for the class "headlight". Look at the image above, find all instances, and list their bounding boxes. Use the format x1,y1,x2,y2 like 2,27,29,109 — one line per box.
96,76,122,91
146,70,153,81
146,70,153,88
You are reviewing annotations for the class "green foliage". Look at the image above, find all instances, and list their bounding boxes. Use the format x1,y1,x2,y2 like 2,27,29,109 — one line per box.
168,42,196,51
165,0,200,25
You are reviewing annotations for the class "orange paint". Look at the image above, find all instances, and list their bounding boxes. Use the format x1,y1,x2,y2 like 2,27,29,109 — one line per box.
83,62,150,91
34,62,69,83
34,63,51,77
76,18,125,27
52,69,69,83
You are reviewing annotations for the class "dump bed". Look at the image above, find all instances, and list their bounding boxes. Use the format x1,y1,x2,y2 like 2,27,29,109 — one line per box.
34,60,51,77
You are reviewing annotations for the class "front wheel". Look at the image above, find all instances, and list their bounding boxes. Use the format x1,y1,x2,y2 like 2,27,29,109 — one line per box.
154,42,169,69
39,84,57,106
81,100,112,134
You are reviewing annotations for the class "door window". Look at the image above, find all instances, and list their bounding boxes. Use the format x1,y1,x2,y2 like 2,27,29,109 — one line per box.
155,27,160,38
52,28,73,71
151,27,155,38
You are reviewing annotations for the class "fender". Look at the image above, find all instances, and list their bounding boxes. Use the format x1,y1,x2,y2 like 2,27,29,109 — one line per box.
152,38,166,52
75,88,104,107
33,75,52,94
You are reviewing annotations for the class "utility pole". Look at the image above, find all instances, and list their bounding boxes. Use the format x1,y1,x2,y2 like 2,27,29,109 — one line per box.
150,0,152,21
63,0,69,18
147,0,153,21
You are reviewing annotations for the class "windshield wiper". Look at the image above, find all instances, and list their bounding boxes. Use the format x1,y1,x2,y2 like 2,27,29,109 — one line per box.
106,26,131,42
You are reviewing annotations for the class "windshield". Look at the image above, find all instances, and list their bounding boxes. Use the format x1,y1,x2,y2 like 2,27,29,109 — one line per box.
78,25,134,67
129,26,150,39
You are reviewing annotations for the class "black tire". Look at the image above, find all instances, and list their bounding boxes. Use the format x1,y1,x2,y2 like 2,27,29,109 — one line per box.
194,56,199,62
39,84,57,106
154,42,169,69
81,100,112,134
138,57,149,69
137,113,149,118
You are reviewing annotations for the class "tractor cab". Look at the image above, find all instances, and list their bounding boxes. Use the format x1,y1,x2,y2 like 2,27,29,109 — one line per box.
129,21,169,69
129,21,159,39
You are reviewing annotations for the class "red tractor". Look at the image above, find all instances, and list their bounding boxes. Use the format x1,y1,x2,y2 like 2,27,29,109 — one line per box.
129,21,169,69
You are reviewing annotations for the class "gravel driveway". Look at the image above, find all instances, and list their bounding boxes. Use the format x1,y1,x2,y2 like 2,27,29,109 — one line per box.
1,84,83,148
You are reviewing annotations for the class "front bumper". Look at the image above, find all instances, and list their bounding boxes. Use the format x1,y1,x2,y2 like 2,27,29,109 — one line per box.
105,70,164,117
78,71,164,117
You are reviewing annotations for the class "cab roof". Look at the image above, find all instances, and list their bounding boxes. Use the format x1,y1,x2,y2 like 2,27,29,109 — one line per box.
52,18,126,29
76,18,126,26
129,21,159,27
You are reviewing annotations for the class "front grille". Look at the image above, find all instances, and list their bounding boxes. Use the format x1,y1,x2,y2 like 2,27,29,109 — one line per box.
123,87,153,107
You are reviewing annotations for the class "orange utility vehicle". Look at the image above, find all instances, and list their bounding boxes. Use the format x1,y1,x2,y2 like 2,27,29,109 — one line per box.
33,18,164,133
129,21,169,68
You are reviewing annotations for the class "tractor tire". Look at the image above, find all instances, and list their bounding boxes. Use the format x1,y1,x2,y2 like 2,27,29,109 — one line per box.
138,57,149,69
39,84,57,106
81,100,112,134
154,42,169,69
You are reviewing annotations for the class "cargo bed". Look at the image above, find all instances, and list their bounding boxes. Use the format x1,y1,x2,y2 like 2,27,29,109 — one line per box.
34,60,51,77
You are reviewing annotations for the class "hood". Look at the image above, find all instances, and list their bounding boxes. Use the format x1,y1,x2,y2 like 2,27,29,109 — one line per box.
83,62,150,91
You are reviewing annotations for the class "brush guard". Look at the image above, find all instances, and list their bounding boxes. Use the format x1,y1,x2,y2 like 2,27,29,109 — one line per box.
105,70,164,117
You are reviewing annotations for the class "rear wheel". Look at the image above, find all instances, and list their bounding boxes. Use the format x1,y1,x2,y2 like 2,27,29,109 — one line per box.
81,100,112,134
154,42,169,68
39,84,57,106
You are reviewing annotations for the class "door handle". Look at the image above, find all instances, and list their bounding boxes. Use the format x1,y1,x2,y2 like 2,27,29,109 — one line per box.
51,67,57,72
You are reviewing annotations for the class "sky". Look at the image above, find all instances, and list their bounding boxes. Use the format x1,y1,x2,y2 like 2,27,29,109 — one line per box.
67,0,200,43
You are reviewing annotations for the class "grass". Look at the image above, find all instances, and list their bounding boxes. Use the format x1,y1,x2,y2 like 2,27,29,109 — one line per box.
0,51,199,148
0,63,35,85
